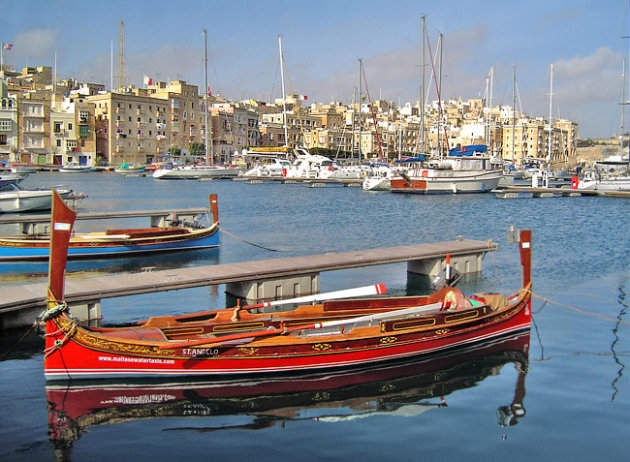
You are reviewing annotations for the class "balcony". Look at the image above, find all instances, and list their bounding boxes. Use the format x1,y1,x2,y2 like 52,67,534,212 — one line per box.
24,126,45,134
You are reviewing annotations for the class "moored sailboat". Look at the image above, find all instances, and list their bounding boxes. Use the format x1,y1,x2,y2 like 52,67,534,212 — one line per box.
390,145,503,194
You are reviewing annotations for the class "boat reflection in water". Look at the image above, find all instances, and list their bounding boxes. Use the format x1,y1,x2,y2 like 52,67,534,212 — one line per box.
47,331,530,455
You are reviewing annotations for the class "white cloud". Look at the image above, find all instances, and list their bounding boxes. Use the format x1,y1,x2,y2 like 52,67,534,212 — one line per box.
13,28,58,60
551,47,624,137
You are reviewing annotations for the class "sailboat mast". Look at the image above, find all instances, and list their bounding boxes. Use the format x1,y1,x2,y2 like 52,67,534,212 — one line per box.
358,58,363,158
420,15,426,154
437,33,443,157
512,65,516,163
203,29,211,165
547,63,553,163
279,36,289,150
486,65,494,150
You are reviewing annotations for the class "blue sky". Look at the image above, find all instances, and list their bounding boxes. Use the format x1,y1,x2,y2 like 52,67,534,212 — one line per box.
2,0,629,138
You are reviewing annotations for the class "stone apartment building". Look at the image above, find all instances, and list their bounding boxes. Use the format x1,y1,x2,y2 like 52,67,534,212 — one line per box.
209,102,260,162
88,89,169,166
146,80,203,157
50,94,97,166
18,91,50,164
0,80,17,159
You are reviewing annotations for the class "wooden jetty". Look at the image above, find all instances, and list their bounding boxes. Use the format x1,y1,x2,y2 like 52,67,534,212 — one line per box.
0,237,497,329
493,186,630,199
233,176,363,187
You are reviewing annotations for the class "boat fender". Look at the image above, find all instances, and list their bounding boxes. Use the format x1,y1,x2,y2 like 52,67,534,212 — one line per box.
42,302,68,321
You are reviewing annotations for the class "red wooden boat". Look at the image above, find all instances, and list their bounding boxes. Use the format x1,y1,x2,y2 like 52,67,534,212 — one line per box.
44,190,532,381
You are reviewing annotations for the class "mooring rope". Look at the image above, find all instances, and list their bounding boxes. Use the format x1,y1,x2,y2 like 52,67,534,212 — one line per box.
531,291,630,326
219,226,284,252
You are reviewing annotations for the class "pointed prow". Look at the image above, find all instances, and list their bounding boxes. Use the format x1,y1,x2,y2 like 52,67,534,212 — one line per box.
209,194,219,224
47,189,77,307
508,227,532,288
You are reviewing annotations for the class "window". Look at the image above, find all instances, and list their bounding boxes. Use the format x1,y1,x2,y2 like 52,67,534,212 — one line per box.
57,139,62,147
68,123,73,130
0,134,6,145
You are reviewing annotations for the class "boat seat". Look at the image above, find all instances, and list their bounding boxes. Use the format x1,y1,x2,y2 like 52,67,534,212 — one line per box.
473,293,506,310
98,327,167,342
106,227,189,239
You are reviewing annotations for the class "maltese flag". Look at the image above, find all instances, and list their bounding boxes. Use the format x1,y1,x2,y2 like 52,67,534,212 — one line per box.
143,75,153,86
3,43,13,50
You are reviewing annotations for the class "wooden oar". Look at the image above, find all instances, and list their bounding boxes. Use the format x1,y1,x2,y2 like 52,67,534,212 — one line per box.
243,283,386,309
159,300,443,350
170,283,387,323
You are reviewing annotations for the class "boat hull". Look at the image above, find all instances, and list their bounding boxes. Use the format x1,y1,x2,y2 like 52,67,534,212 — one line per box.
362,177,391,191
0,189,72,213
44,290,531,381
153,166,241,179
0,226,219,261
391,171,502,194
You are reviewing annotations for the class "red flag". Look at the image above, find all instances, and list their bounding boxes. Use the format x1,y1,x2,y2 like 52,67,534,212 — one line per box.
207,86,211,97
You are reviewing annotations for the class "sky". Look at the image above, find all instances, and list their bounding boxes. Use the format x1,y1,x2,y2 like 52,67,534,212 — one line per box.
2,0,629,138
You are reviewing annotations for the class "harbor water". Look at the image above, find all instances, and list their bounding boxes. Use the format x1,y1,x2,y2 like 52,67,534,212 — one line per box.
0,172,628,461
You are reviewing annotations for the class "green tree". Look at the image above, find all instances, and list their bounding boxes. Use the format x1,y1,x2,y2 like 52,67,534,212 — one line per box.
189,142,205,156
168,147,182,157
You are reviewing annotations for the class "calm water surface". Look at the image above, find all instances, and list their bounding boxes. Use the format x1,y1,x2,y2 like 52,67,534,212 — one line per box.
0,172,628,461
